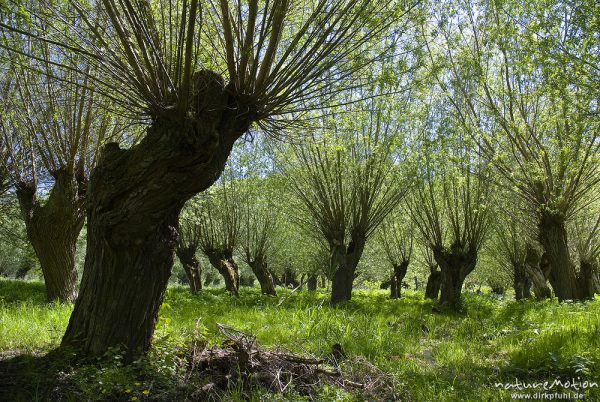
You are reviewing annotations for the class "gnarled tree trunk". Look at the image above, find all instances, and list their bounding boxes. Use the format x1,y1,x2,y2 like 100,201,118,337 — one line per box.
390,260,409,299
176,245,202,294
16,170,85,303
433,247,476,309
538,211,578,300
248,256,276,296
524,245,552,299
207,250,240,296
330,236,365,305
61,71,251,360
425,266,442,300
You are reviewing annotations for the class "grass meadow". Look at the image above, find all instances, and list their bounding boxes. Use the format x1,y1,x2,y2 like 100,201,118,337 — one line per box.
1,278,599,401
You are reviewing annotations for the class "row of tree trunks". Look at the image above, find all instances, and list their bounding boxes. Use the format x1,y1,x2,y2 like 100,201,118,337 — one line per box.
248,257,277,296
61,71,251,360
15,170,85,303
175,245,202,294
425,266,442,300
433,246,477,309
330,237,365,305
207,251,240,296
390,260,409,299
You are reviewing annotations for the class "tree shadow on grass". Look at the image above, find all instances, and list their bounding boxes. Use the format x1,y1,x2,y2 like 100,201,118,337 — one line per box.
0,349,80,402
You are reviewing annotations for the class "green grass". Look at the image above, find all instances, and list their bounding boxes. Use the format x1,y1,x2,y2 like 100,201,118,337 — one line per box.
1,278,599,401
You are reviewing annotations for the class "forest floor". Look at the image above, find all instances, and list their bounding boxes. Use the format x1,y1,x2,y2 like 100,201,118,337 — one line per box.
0,279,599,401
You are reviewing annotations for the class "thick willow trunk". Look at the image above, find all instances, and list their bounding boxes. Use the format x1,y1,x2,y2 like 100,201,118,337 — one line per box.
390,260,409,299
62,71,250,360
330,237,365,305
207,251,240,296
425,266,442,300
433,247,476,309
538,211,578,300
248,257,276,296
176,245,202,294
16,171,85,303
524,245,552,299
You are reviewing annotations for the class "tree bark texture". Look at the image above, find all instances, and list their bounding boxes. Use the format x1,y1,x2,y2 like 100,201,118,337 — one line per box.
207,250,240,296
176,245,202,294
538,211,579,301
330,236,366,305
390,260,409,299
248,256,277,296
433,246,477,309
61,70,251,360
425,266,442,300
16,170,85,303
577,260,598,300
524,245,552,299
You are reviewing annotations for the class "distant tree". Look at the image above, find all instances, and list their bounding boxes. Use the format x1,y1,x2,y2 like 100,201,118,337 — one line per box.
379,210,414,299
571,211,600,299
196,183,242,296
288,109,408,304
408,111,492,309
240,189,277,296
176,204,203,294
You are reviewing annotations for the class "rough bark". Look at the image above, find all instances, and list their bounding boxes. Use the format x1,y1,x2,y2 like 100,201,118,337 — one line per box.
16,170,85,303
433,246,477,309
577,260,598,300
61,70,251,360
425,267,442,300
176,245,202,294
207,250,240,296
248,256,277,296
330,236,366,305
538,211,579,300
524,245,552,299
390,260,409,299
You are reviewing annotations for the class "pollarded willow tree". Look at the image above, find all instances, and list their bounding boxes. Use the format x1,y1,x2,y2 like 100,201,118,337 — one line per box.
427,0,600,300
1,0,415,357
176,203,203,294
408,106,493,309
197,179,243,296
378,209,414,299
0,62,120,302
240,184,278,296
288,109,409,304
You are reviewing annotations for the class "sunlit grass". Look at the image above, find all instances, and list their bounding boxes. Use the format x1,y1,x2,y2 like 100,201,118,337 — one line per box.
1,278,599,401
